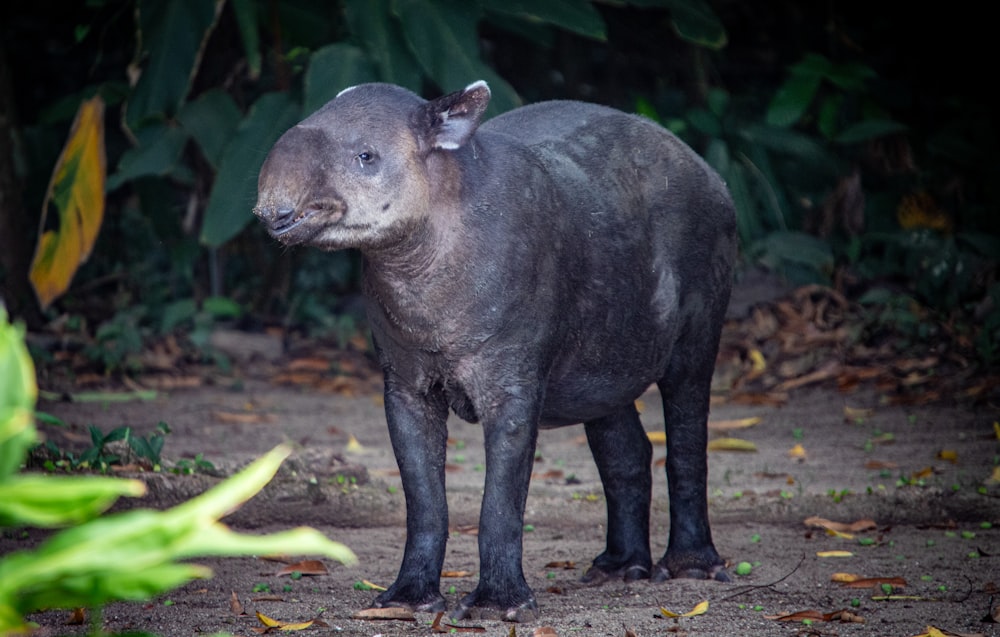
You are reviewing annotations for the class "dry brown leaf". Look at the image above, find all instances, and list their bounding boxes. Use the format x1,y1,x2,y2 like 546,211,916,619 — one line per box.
212,410,275,424
764,609,825,622
353,607,416,621
430,611,487,633
230,591,245,615
67,608,86,625
533,628,558,637
275,560,328,577
286,357,333,372
865,459,898,470
841,577,907,589
544,561,576,570
936,449,958,463
843,405,874,421
254,611,313,631
531,469,565,480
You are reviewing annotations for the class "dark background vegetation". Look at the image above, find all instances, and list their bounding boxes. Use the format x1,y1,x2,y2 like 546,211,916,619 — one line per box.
1,0,997,378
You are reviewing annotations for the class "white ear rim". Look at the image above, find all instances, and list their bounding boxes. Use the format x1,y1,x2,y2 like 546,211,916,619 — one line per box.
464,80,490,95
336,85,358,99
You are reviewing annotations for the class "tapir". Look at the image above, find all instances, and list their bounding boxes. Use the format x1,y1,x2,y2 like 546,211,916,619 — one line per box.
254,80,736,621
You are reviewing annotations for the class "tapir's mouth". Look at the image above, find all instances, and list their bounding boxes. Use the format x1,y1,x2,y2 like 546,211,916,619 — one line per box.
263,199,347,239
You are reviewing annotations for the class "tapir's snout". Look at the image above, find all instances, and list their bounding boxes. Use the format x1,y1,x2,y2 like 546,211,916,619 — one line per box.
253,196,347,243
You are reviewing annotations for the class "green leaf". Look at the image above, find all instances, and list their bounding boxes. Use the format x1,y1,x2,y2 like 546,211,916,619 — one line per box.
655,0,727,49
200,92,301,247
127,0,224,129
345,0,423,91
393,0,522,116
178,89,242,169
202,296,243,319
766,72,821,127
834,119,908,145
231,0,262,80
107,122,189,190
0,310,38,480
304,44,378,116
0,475,146,528
480,0,607,41
750,230,834,273
160,298,198,333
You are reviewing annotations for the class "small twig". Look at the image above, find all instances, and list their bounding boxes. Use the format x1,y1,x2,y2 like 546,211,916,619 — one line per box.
716,552,807,602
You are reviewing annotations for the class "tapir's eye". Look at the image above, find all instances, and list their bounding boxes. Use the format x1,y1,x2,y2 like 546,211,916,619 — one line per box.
355,151,377,167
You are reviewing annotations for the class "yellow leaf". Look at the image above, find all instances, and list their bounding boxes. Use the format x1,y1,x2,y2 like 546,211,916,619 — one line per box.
988,466,1000,484
707,437,757,452
993,422,999,440
843,405,874,421
708,416,762,431
825,528,854,540
345,434,366,453
30,96,107,309
817,550,854,558
788,443,807,459
748,348,766,372
660,599,709,618
830,572,862,583
255,611,314,631
647,431,666,444
936,449,958,463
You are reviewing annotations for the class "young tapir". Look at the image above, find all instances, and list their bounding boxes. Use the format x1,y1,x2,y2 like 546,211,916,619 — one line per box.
254,80,736,621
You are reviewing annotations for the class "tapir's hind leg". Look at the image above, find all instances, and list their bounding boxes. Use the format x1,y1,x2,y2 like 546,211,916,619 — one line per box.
654,327,729,582
581,404,654,584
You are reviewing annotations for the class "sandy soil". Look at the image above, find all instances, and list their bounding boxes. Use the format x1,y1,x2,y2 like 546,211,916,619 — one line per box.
5,377,1000,637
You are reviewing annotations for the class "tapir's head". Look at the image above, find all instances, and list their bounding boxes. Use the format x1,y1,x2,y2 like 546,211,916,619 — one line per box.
254,81,491,251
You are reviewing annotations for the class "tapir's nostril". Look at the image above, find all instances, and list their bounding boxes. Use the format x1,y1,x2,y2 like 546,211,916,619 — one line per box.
276,207,295,220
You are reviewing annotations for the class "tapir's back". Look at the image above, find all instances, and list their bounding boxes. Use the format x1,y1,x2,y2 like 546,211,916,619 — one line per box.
481,100,736,425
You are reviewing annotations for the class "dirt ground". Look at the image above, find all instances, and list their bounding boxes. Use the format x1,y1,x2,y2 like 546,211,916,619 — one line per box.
6,368,1000,637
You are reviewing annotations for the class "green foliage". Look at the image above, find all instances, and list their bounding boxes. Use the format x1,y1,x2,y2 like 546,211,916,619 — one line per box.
0,309,355,634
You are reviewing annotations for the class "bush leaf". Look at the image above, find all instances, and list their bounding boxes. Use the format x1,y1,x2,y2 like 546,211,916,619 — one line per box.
29,96,107,310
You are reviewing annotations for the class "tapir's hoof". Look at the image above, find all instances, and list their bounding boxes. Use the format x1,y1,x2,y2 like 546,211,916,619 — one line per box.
372,588,446,614
651,554,729,583
451,590,539,623
581,563,650,585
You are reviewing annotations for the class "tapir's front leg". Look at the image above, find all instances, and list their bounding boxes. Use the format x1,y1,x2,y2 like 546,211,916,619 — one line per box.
453,393,541,622
372,378,450,612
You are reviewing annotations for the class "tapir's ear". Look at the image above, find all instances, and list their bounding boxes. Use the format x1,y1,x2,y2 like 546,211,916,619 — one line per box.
413,80,491,151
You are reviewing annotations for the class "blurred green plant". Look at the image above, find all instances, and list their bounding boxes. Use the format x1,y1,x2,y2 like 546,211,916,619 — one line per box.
0,308,355,635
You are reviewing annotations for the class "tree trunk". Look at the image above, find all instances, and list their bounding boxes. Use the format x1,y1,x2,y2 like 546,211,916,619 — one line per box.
0,44,40,325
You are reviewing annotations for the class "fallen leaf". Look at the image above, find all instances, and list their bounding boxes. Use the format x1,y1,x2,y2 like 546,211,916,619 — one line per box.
748,348,767,372
533,628,558,636
230,591,244,615
276,560,328,577
788,443,807,459
345,434,366,453
937,449,958,463
804,516,876,533
989,466,1000,484
544,561,576,570
707,437,757,452
816,550,854,557
352,607,415,620
840,576,907,589
660,599,709,618
764,609,825,622
843,405,874,421
910,626,986,637
441,570,474,578
353,579,387,591
255,611,314,631
825,528,854,539
430,611,487,633
67,608,86,625
865,459,898,470
213,410,275,424
830,572,863,583
708,416,762,431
